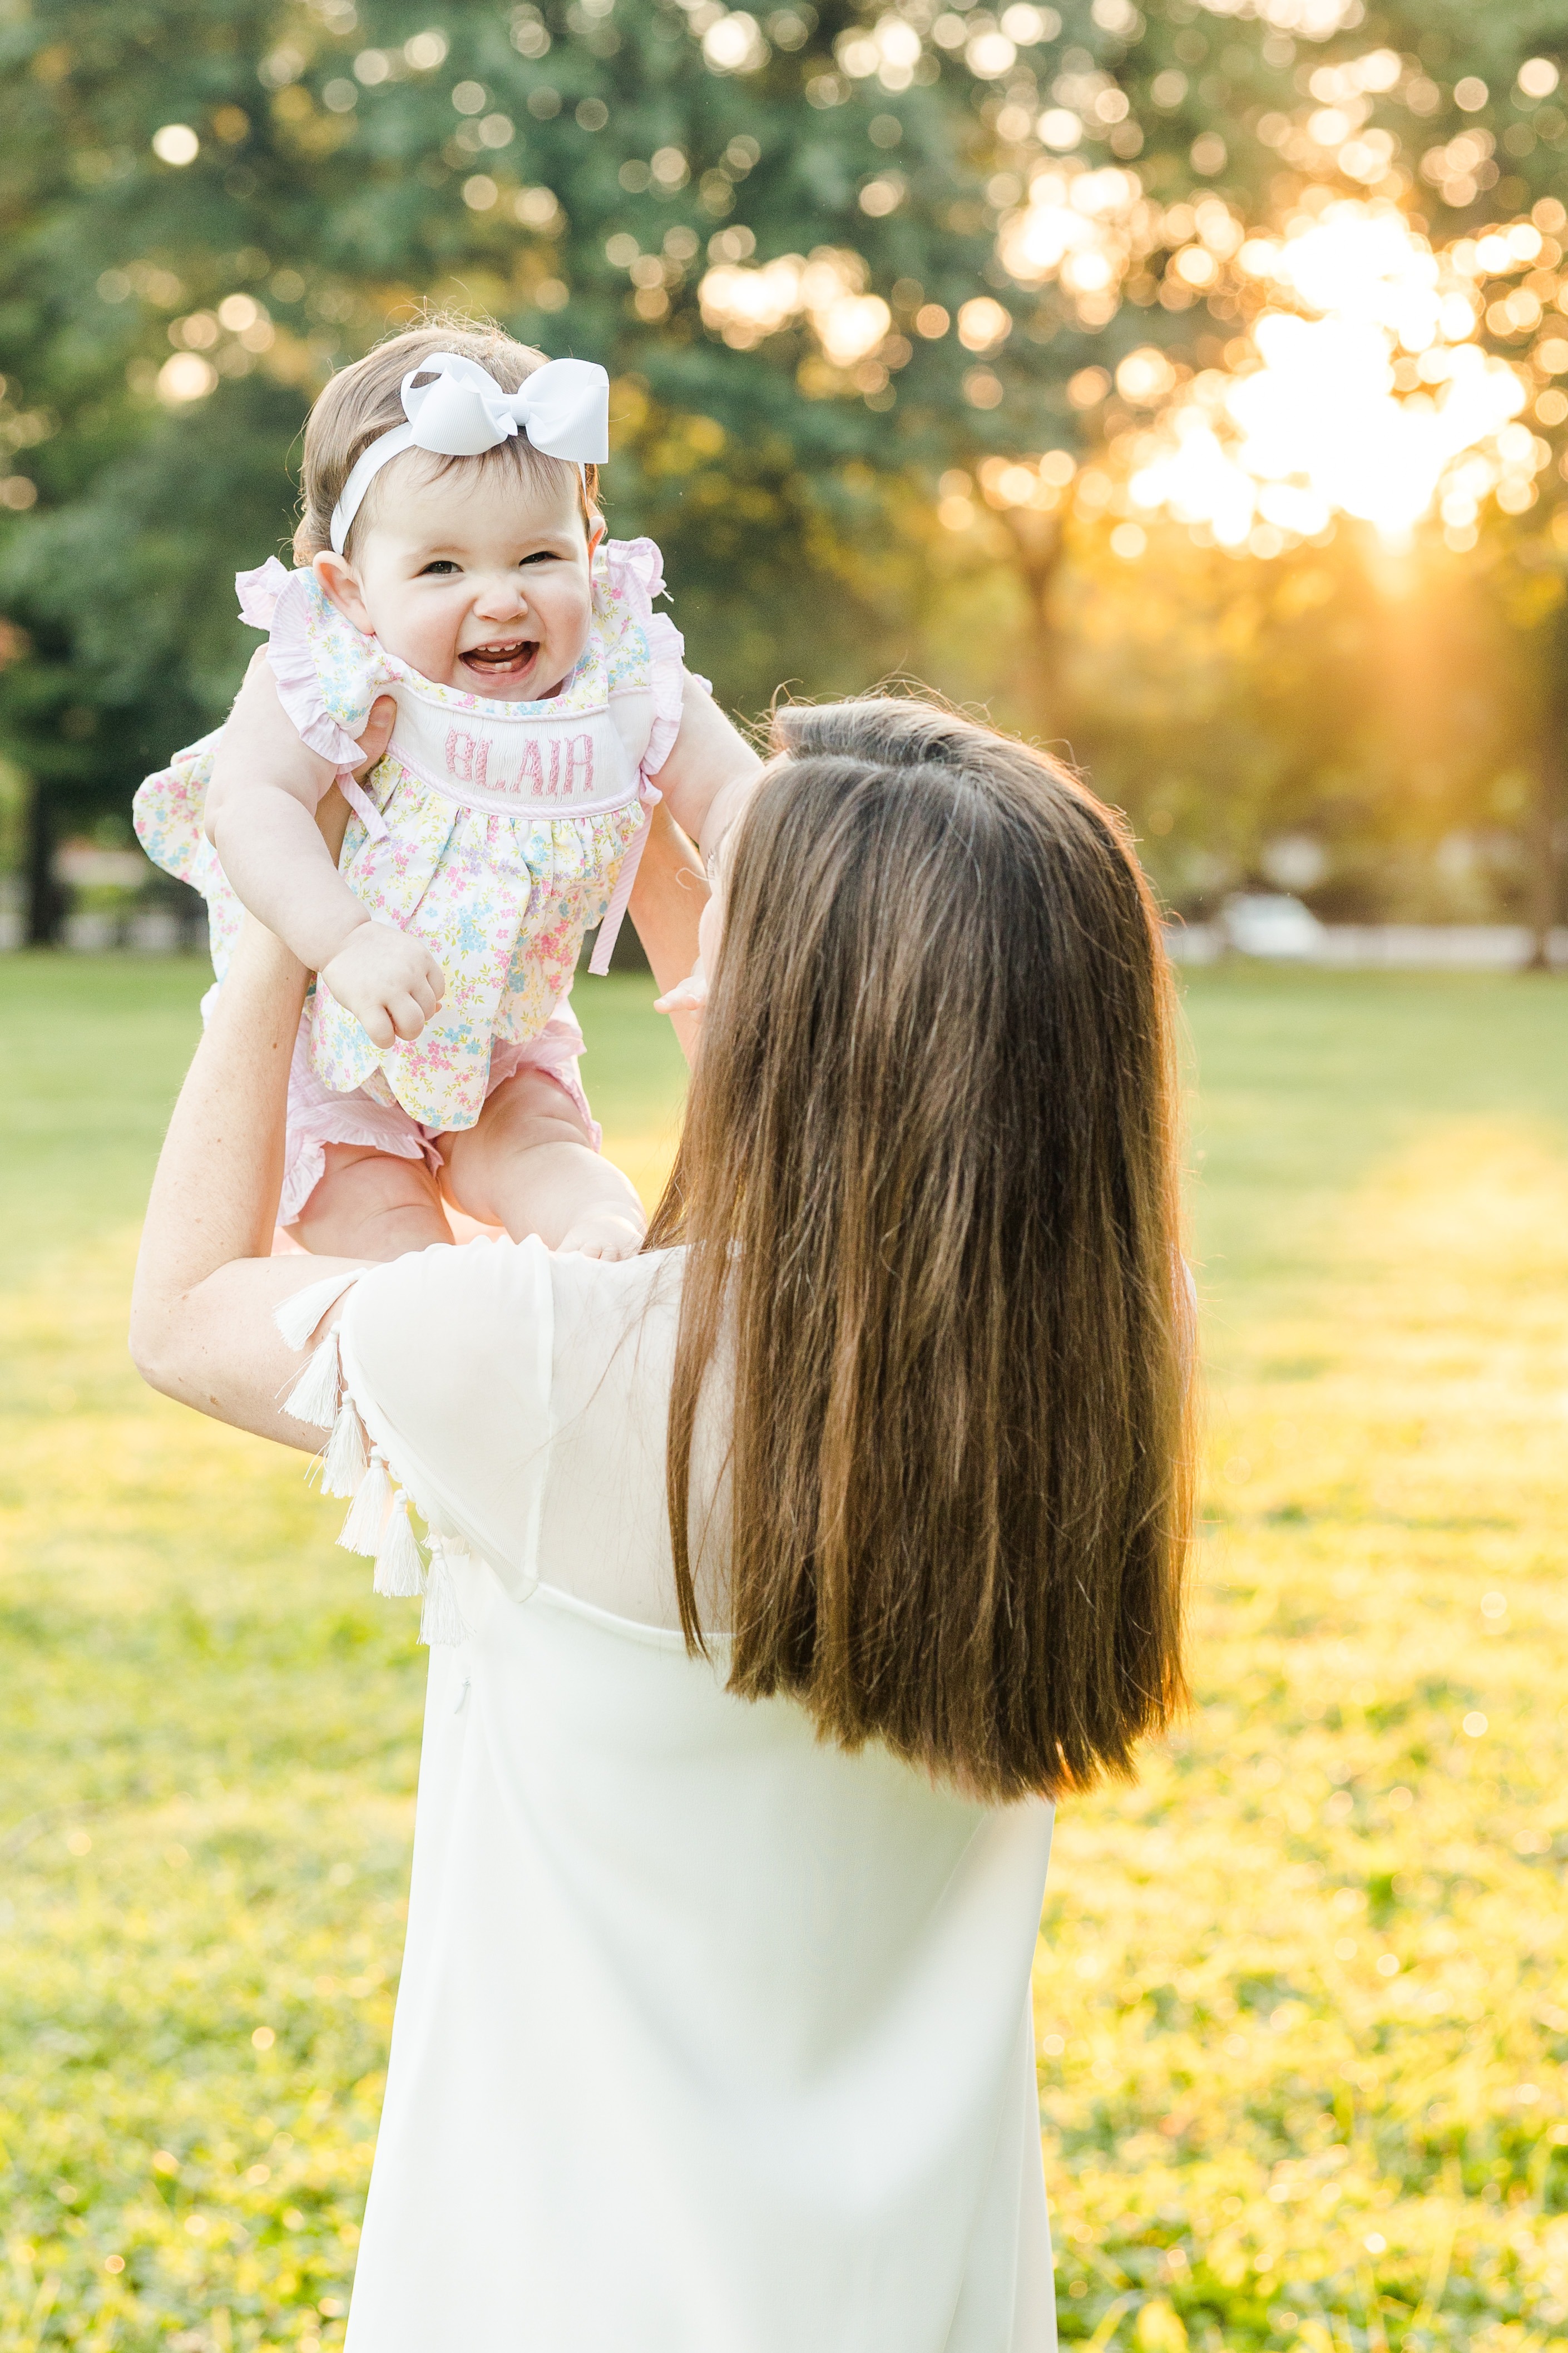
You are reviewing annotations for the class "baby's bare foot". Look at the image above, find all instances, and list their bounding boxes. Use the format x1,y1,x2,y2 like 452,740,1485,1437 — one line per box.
556,1208,646,1262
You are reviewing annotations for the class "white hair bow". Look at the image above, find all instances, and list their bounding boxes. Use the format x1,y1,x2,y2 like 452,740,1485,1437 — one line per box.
328,351,610,553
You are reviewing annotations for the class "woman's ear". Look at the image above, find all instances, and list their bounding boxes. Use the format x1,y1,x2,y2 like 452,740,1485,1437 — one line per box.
313,550,374,635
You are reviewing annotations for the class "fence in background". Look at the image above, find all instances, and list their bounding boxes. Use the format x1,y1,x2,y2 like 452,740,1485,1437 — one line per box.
1165,924,1568,970
3,887,1566,973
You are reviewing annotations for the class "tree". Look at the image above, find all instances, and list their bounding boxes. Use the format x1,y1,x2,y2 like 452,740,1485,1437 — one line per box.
0,0,1310,932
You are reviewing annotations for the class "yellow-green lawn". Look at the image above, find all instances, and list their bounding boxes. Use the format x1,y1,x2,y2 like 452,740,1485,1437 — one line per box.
2,955,1566,2353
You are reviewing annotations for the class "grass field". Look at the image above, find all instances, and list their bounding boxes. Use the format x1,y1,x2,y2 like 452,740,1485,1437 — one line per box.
2,954,1566,2353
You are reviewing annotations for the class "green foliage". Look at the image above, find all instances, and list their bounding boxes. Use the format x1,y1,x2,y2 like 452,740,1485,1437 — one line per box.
0,0,1297,813
3,0,1568,901
1060,524,1561,917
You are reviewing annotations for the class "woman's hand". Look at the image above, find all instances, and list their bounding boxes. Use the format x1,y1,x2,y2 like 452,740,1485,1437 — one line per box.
129,916,367,1445
352,693,397,778
626,805,710,1067
653,960,708,1023
321,920,446,1047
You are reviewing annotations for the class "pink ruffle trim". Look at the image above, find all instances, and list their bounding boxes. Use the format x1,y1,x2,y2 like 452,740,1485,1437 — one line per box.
606,534,667,603
642,613,686,781
236,559,370,780
604,537,685,783
235,556,290,631
267,573,370,775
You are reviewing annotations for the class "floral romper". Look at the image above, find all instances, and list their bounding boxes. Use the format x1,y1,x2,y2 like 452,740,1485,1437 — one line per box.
134,536,685,1222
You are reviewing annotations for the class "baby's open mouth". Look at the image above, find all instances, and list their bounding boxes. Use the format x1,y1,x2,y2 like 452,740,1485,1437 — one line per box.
460,637,539,680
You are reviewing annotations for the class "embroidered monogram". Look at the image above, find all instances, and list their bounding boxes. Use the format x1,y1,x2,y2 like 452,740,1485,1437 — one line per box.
404,701,615,813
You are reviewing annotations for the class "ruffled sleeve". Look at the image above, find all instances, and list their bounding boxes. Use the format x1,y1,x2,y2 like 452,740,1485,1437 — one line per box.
604,536,686,781
265,570,378,775
236,557,291,630
336,1236,556,1609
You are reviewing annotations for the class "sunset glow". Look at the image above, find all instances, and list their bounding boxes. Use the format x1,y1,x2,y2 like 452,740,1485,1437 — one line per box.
1120,203,1543,550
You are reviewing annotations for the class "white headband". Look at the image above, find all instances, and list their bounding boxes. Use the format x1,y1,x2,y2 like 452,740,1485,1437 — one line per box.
329,351,610,554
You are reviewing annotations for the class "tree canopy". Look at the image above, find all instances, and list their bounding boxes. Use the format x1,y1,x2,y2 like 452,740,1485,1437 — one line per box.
3,0,1567,931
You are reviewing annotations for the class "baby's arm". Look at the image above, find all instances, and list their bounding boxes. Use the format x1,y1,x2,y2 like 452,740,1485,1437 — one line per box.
653,674,763,866
209,655,443,1047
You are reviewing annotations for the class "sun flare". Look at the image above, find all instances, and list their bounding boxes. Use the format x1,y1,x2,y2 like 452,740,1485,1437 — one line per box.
1120,203,1542,551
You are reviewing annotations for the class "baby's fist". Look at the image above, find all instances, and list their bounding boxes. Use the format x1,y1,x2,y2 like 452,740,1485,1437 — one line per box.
320,921,445,1048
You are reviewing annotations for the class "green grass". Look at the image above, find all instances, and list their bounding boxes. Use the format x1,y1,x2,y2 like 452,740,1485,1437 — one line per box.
2,955,1567,2352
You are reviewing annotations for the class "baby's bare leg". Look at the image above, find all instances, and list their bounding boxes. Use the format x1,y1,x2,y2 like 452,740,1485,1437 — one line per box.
288,1143,452,1260
436,1071,645,1259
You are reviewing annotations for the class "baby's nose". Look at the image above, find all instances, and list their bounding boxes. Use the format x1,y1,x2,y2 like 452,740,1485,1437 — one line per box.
474,575,528,617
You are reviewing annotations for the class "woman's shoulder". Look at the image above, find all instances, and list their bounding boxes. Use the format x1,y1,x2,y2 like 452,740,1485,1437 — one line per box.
550,1241,685,1323
347,1236,683,1389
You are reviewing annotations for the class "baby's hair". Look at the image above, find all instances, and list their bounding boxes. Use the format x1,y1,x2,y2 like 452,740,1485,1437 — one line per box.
292,315,601,565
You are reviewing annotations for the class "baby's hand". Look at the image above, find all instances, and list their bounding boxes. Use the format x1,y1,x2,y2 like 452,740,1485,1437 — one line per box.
320,921,446,1048
556,1207,646,1262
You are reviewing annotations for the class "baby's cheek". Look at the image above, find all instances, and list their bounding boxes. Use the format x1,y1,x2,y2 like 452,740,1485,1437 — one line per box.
552,586,595,666
368,593,449,680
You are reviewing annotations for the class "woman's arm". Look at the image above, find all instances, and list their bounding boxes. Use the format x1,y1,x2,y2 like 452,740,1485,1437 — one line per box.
128,917,367,1447
626,804,709,1064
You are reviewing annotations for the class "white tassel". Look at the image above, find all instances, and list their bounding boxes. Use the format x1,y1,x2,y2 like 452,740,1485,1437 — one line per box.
339,1449,392,1556
319,1395,369,1498
283,1330,340,1429
275,1268,362,1353
374,1491,427,1600
420,1536,472,1649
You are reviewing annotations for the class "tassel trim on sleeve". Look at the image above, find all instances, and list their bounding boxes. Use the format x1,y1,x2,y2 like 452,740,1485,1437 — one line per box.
318,1394,370,1497
276,1264,471,1646
283,1329,342,1429
339,1447,392,1555
275,1267,364,1352
420,1535,472,1649
373,1490,426,1599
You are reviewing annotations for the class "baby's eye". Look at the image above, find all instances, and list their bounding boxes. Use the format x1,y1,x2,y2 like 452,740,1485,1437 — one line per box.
518,550,561,568
418,559,461,576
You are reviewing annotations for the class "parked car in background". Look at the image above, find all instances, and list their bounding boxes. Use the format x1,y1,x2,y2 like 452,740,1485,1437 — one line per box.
1220,893,1328,961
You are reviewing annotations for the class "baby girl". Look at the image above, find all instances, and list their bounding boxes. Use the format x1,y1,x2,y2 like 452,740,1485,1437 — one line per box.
136,321,752,1261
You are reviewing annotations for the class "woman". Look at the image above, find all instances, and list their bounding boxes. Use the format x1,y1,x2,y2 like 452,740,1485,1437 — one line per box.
131,696,1193,2352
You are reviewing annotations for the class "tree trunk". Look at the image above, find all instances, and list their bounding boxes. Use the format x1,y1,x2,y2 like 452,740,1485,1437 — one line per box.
1525,595,1568,971
1523,738,1562,970
24,776,65,947
1002,510,1068,746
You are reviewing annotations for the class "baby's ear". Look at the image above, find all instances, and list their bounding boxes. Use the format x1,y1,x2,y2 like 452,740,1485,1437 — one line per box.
313,549,373,634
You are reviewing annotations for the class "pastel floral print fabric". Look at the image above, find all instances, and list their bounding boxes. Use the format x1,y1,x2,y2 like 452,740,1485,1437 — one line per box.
134,537,685,1135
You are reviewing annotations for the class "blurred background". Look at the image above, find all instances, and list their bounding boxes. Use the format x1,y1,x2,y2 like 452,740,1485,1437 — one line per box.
4,9,1568,2353
3,0,1568,951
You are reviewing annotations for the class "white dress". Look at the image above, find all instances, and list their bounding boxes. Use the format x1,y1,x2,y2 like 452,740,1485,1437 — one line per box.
334,1237,1057,2352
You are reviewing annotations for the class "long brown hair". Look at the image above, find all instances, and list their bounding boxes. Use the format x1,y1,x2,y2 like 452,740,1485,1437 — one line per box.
647,697,1194,1803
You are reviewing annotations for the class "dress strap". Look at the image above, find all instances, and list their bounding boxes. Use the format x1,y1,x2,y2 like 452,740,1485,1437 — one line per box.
587,777,662,976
